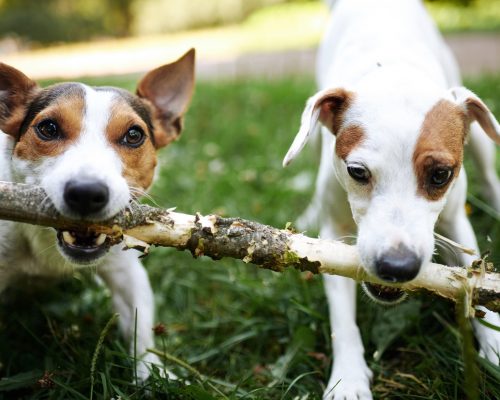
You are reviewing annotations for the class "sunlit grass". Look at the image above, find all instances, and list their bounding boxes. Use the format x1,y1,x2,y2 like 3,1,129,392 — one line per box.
426,0,500,33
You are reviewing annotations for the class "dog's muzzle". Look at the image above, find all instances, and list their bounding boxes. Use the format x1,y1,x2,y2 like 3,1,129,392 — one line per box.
375,244,421,283
57,178,113,264
64,179,110,217
361,244,421,305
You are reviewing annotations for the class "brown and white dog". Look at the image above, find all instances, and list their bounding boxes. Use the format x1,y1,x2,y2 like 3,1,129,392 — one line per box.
0,49,195,381
283,1,500,399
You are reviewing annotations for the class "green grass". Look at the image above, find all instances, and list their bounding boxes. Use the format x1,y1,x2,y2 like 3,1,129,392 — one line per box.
0,73,499,399
426,0,500,33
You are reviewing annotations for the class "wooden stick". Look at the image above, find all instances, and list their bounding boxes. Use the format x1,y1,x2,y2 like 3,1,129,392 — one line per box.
0,181,498,314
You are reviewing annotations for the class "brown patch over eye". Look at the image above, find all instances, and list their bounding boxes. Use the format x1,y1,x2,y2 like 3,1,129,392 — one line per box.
413,100,467,201
14,91,84,160
107,99,157,192
335,125,365,160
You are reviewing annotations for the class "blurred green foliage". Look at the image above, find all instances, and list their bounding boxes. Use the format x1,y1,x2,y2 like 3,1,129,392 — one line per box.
132,0,295,36
1,0,497,46
0,0,309,45
0,0,135,44
427,0,475,5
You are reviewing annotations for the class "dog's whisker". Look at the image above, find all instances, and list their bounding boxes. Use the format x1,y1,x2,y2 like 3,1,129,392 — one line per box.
434,236,450,248
434,232,476,256
129,187,146,196
334,234,358,245
129,187,161,208
39,195,54,213
434,239,460,265
35,242,57,256
129,198,139,206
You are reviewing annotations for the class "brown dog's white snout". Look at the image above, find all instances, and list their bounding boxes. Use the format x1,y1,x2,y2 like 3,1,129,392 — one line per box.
375,244,421,283
64,178,110,217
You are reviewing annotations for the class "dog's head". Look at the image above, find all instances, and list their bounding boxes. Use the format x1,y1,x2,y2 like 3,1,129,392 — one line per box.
284,85,500,283
0,49,195,264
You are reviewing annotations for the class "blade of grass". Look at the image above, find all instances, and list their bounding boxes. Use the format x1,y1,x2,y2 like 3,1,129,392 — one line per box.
457,292,479,400
53,377,89,400
0,370,42,391
280,371,319,400
467,194,500,221
148,347,226,398
147,347,202,379
134,308,138,387
90,312,119,400
475,317,500,332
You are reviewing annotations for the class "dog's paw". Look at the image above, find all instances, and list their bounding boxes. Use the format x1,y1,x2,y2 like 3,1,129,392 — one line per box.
323,362,373,400
136,352,178,383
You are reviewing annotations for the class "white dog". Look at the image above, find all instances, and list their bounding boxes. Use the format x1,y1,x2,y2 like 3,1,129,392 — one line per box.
0,49,195,381
283,1,500,399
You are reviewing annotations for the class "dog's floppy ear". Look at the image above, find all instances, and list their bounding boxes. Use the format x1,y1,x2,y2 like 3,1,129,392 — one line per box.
449,87,500,145
137,48,195,148
0,63,38,137
283,88,353,166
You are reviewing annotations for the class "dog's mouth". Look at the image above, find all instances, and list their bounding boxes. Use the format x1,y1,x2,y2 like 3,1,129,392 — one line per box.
56,229,111,264
361,282,408,305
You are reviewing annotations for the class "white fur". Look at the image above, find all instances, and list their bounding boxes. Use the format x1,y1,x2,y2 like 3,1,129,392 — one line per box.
284,1,500,398
0,85,165,381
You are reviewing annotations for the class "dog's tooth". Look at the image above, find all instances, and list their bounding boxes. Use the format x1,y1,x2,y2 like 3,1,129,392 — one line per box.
62,231,76,245
95,233,106,246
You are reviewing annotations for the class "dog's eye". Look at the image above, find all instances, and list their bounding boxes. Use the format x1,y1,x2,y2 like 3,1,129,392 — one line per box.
347,164,371,184
36,119,60,141
121,126,145,148
429,168,453,187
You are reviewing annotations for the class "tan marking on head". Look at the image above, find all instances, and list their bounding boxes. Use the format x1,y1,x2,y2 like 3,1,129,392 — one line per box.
335,125,365,160
413,99,467,201
107,98,157,192
14,92,85,161
317,88,354,135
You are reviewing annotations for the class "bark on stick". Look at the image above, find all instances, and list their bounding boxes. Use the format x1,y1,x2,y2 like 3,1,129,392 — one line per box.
0,181,498,314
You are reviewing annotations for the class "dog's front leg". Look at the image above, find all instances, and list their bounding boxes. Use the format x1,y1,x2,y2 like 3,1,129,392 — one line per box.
321,227,373,400
323,275,373,400
97,248,177,382
439,173,500,364
440,207,500,363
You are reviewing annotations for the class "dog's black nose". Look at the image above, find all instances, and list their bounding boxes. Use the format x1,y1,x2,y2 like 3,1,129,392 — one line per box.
64,179,109,216
375,245,421,283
